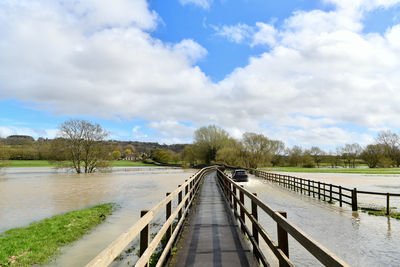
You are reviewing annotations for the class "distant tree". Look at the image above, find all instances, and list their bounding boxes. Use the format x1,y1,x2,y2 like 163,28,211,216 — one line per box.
112,150,122,160
241,132,281,168
376,130,400,167
0,136,9,168
340,143,362,168
57,119,110,173
309,146,325,168
151,148,173,163
193,125,230,164
288,146,303,167
182,145,196,164
124,149,132,156
216,139,246,167
361,144,383,168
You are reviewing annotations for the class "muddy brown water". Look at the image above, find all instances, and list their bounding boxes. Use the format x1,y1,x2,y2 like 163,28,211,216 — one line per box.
242,173,400,266
1,169,400,266
0,167,195,266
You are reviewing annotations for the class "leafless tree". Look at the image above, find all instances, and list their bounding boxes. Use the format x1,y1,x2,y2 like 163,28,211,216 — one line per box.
376,130,400,167
58,119,109,173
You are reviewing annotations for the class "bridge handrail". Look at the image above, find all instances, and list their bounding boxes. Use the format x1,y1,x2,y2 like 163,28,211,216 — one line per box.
86,166,216,267
216,169,350,267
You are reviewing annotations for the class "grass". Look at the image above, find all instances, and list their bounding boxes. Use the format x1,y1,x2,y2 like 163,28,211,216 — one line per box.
261,166,400,174
360,207,400,220
0,203,117,266
3,160,157,168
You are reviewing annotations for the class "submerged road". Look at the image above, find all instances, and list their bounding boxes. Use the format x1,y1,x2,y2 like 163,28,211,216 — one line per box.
170,172,257,267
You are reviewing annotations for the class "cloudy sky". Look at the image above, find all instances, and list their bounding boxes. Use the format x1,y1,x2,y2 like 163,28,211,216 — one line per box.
1,0,400,149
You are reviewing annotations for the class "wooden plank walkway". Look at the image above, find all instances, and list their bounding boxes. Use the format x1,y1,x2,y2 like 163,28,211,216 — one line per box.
169,172,258,267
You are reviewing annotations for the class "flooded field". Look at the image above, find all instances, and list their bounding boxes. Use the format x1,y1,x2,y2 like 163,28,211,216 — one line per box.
242,173,400,266
0,167,195,266
274,171,400,210
1,168,400,266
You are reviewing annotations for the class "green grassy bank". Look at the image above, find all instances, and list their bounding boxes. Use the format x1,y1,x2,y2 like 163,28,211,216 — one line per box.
262,166,400,175
0,203,117,266
2,160,156,168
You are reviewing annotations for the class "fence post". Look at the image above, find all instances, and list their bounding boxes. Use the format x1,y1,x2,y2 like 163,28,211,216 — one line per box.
165,192,172,257
318,182,321,200
140,210,150,267
300,179,303,194
312,181,315,197
178,186,182,220
339,186,343,207
386,193,390,215
329,184,333,203
323,184,326,201
233,186,238,216
277,211,289,266
308,180,311,196
352,188,358,211
185,180,189,209
252,193,260,262
240,187,245,233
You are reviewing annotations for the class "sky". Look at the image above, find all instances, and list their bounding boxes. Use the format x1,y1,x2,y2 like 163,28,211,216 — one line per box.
1,0,400,150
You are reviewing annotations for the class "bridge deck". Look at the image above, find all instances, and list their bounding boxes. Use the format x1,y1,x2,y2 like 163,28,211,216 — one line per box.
169,172,257,267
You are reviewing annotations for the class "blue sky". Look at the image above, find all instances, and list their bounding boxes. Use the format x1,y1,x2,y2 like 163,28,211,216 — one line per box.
1,0,400,150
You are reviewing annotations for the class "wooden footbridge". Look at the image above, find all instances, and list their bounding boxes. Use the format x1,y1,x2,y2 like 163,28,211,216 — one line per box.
86,166,349,267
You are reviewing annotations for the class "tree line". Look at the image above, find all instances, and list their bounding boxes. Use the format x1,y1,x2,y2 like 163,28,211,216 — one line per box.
2,120,400,172
180,126,400,169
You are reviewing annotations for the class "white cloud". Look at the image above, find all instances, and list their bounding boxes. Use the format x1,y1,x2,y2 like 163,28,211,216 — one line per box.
179,0,212,9
2,1,400,148
251,22,277,47
213,23,253,43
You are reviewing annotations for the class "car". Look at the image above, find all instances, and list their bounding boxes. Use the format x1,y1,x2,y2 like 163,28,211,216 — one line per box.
231,169,248,182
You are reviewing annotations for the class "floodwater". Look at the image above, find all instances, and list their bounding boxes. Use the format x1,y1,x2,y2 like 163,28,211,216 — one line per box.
1,168,400,266
274,171,400,210
0,167,195,266
241,173,400,266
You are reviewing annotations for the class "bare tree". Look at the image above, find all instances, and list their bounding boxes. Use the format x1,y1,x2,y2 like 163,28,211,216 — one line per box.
309,146,325,168
58,119,109,173
376,130,400,167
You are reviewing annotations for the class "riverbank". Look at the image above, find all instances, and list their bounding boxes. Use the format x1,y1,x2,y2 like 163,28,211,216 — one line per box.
0,203,116,266
262,166,400,174
2,160,156,168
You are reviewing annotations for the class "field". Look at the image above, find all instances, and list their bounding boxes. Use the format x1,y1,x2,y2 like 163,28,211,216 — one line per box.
262,166,400,174
2,160,156,168
0,203,117,266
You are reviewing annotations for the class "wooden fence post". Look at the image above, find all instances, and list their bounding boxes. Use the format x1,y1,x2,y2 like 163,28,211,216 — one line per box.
233,186,238,216
252,193,260,262
339,186,342,207
352,188,358,211
140,210,150,267
329,184,333,203
318,182,321,200
386,193,390,215
277,211,289,266
166,193,172,246
185,180,189,209
308,180,311,196
178,186,182,220
240,187,245,233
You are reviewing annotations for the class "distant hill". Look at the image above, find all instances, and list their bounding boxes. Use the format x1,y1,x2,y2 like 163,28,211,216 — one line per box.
105,140,187,153
2,135,187,154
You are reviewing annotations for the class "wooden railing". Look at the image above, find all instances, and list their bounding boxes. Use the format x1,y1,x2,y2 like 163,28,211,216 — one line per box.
216,169,350,267
86,166,216,267
250,169,400,214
